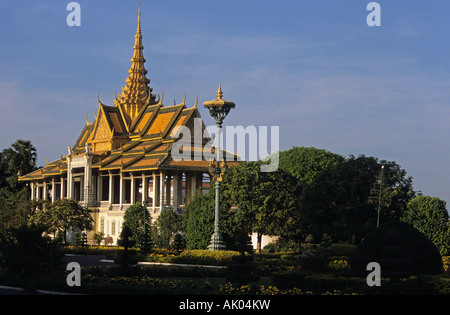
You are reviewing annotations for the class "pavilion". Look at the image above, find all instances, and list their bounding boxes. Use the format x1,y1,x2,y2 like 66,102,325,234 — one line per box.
18,3,238,244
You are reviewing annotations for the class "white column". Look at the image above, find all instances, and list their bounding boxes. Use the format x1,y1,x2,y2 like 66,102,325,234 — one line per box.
178,173,183,205
159,171,165,210
152,173,156,212
166,174,172,207
30,182,34,200
43,182,48,201
142,173,148,205
185,173,191,204
97,175,101,202
119,172,123,208
130,173,135,205
191,173,197,198
108,171,113,205
60,177,65,199
173,173,180,210
51,178,56,203
66,156,73,200
197,173,203,196
84,155,92,205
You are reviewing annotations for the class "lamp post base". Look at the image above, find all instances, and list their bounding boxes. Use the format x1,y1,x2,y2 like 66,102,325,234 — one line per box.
208,232,226,251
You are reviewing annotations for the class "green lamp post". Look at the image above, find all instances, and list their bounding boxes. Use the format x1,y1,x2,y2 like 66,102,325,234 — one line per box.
203,84,236,251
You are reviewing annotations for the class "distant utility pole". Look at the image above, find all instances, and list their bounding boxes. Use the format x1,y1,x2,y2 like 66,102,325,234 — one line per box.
376,165,384,228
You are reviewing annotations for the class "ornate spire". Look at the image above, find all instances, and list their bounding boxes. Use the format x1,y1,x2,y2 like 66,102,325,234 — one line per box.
217,83,223,99
115,0,156,127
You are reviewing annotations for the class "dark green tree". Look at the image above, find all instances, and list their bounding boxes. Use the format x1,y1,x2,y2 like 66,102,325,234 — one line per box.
185,161,301,253
28,199,93,244
279,146,344,188
0,140,37,192
301,155,413,243
0,190,37,241
122,202,151,248
184,191,222,250
370,160,415,222
350,221,443,279
1,223,63,293
402,195,450,255
172,233,186,250
116,225,138,266
153,209,183,249
222,161,301,253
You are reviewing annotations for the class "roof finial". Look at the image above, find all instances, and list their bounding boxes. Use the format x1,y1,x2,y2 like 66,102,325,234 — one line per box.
137,0,141,34
181,91,186,106
217,83,223,100
193,94,198,109
97,93,105,106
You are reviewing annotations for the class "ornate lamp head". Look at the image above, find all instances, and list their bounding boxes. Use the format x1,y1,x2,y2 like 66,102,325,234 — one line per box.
203,84,236,125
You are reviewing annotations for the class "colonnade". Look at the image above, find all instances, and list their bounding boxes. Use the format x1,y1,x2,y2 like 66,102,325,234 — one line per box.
29,170,208,213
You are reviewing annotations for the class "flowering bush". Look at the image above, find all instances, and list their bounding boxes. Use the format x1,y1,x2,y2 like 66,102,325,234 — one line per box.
328,259,350,271
442,256,450,273
218,282,314,295
174,250,241,266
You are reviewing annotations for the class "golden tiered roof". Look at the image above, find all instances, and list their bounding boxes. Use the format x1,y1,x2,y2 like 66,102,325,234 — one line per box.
114,1,157,128
18,2,238,182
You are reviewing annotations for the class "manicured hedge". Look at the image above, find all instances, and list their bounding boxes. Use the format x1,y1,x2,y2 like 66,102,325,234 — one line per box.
173,250,241,266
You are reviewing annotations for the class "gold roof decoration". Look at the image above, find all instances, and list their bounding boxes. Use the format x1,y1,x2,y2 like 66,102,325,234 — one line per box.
114,0,157,128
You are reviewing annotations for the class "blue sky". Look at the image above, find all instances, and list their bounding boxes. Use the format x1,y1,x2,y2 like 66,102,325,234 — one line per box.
2,1,450,203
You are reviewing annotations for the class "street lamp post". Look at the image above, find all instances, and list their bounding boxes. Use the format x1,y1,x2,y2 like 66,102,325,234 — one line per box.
203,84,236,251
376,165,384,228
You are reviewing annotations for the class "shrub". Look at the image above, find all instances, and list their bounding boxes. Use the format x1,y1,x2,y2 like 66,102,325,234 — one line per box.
226,255,259,285
123,203,151,248
184,196,215,250
350,221,443,278
325,243,357,257
172,233,186,250
328,259,350,271
442,256,450,273
271,270,308,290
116,226,138,267
305,234,314,245
1,224,63,293
174,250,240,266
297,248,327,271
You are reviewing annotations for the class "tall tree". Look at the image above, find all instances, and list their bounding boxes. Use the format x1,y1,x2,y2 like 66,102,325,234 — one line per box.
279,146,344,188
0,189,36,241
402,195,450,256
222,161,301,253
122,202,151,248
153,209,183,249
184,189,231,250
1,223,62,293
28,199,93,244
301,155,414,243
0,139,37,191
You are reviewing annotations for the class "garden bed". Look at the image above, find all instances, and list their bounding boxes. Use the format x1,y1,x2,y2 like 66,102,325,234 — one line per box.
2,245,450,295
